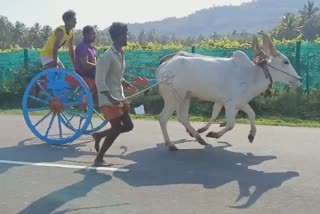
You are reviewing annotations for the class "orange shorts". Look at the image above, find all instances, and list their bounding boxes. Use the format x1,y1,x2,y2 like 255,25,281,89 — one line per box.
82,76,96,90
100,103,130,121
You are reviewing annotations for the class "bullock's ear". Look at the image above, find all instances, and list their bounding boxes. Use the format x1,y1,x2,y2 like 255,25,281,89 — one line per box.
251,35,265,58
260,33,279,57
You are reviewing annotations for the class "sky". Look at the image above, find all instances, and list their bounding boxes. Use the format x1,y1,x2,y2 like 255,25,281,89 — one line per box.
0,0,252,29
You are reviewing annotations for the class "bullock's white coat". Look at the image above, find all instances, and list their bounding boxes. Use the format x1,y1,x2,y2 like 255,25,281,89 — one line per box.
158,51,261,105
157,43,301,150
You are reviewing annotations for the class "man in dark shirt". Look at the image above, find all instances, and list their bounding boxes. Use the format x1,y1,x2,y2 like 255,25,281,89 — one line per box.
75,25,97,102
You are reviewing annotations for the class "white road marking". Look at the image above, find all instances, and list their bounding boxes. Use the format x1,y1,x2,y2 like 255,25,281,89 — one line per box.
0,160,129,172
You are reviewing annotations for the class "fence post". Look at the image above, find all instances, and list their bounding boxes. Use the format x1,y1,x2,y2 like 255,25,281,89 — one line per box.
191,46,195,53
295,41,301,76
306,59,309,94
24,48,29,70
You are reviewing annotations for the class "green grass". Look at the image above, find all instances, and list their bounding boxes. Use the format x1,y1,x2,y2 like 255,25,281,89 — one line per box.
3,108,319,128
0,109,24,115
133,114,320,128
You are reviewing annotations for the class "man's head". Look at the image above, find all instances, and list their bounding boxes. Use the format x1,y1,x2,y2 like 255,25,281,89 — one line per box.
62,10,77,29
108,22,128,47
83,25,96,43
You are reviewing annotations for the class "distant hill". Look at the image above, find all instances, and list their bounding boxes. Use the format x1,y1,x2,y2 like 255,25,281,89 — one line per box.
127,0,320,38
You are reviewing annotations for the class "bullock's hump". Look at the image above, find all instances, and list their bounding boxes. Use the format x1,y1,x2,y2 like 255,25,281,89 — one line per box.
232,51,251,61
231,51,253,67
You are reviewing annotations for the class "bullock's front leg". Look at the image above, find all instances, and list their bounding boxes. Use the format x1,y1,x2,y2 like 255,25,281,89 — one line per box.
241,104,256,143
198,103,223,133
206,104,237,139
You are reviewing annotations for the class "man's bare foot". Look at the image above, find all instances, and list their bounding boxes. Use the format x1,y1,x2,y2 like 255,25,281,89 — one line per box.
92,133,101,152
93,159,108,166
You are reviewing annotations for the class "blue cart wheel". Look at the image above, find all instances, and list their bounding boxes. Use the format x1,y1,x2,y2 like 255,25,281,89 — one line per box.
62,103,108,135
83,106,108,134
22,68,94,144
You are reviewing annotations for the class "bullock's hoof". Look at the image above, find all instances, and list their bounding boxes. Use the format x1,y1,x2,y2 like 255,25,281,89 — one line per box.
219,122,227,127
206,131,220,139
168,144,178,151
248,133,255,143
186,129,194,137
197,127,207,133
197,137,208,145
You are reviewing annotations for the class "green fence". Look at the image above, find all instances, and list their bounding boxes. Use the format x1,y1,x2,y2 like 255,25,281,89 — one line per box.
1,42,320,90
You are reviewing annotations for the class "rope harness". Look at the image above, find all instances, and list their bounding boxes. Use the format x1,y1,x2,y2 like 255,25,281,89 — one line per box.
255,59,273,90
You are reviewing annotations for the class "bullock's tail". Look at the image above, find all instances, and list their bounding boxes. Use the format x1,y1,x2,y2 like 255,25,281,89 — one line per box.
156,59,175,83
156,66,185,104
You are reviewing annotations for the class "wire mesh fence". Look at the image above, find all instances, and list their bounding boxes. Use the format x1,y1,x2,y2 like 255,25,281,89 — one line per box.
1,42,320,90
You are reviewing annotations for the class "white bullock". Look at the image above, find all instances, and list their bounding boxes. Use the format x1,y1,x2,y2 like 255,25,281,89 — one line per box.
156,33,302,151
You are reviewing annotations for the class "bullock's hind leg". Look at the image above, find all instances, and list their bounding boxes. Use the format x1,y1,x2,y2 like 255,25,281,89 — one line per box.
181,96,194,138
177,96,208,146
206,104,237,139
198,103,223,133
241,104,256,143
159,89,179,151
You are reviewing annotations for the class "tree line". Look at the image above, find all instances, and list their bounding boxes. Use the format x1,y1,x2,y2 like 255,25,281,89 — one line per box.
0,1,319,50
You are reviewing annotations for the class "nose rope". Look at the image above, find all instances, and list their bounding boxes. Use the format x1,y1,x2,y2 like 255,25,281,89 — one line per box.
267,64,301,81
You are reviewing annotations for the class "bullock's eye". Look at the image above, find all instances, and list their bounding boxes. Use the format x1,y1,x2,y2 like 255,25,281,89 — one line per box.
284,61,289,65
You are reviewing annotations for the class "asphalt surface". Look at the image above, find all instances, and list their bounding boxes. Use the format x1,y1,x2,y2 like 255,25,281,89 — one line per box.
0,115,320,214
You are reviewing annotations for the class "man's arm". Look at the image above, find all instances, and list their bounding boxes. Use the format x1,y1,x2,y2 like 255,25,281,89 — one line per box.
78,55,96,76
68,35,75,68
122,78,132,89
53,29,64,67
100,90,120,106
122,78,138,95
95,55,120,106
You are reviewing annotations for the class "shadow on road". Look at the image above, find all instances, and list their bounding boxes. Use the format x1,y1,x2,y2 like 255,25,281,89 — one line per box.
114,142,299,208
17,169,112,214
0,136,94,174
0,137,117,213
0,137,300,209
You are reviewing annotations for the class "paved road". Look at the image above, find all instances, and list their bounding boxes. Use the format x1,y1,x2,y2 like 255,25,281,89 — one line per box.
0,115,320,214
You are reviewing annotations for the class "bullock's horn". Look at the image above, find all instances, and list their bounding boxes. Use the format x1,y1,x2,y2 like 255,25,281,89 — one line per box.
251,35,265,58
260,32,279,56
251,35,259,50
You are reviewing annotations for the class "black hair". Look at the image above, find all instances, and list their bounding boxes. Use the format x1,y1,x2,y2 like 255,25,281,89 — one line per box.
62,10,76,23
108,22,128,41
83,25,95,36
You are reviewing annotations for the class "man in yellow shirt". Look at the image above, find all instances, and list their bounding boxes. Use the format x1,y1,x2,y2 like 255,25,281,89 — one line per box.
40,10,77,68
